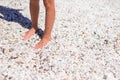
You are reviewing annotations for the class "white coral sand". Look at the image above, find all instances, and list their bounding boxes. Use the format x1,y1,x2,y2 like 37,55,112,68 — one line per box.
0,0,120,80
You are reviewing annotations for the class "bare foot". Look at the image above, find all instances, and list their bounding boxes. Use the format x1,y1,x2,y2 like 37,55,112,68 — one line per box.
34,37,52,49
23,28,36,40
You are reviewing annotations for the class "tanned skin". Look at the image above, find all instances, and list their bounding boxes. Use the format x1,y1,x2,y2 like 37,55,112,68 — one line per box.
23,0,55,49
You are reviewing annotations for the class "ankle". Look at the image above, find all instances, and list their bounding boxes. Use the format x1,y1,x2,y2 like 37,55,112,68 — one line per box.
30,27,38,31
42,35,52,40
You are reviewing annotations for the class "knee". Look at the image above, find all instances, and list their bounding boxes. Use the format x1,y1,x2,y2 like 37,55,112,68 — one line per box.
44,0,55,9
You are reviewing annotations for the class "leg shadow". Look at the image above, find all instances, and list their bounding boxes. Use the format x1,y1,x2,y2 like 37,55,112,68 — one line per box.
0,6,43,38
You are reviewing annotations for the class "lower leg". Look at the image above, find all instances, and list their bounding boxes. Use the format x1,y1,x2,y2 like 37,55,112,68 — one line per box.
23,0,39,40
43,0,55,39
30,0,39,30
34,0,55,49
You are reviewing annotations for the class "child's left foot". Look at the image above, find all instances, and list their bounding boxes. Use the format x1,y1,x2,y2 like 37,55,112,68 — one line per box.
34,37,52,49
22,28,36,40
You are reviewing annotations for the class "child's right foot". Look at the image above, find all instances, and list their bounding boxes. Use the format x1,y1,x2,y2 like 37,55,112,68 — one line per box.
22,28,36,40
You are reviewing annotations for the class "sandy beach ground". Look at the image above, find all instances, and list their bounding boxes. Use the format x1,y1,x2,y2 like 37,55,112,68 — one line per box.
0,0,120,80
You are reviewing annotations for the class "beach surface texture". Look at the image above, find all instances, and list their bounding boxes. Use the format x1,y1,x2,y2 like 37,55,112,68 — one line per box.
0,0,120,80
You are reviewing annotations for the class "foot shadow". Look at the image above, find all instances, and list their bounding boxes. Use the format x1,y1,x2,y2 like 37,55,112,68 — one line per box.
0,6,43,38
